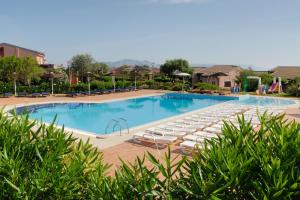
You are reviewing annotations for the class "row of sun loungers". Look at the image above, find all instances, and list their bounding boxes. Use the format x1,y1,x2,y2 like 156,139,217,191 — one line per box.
133,103,284,153
64,87,137,97
1,92,50,98
1,87,137,98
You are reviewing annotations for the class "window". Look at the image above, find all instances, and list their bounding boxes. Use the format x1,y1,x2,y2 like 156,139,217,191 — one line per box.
224,81,231,87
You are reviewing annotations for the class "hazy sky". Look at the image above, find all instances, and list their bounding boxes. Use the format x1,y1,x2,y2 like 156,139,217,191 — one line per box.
1,0,300,69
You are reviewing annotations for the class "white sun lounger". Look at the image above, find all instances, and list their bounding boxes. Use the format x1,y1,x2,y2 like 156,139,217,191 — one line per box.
170,122,207,130
180,140,204,153
212,124,223,129
183,134,206,142
146,128,186,138
166,122,193,129
204,127,222,134
193,131,218,138
184,117,217,124
133,132,177,145
176,119,209,126
158,125,197,133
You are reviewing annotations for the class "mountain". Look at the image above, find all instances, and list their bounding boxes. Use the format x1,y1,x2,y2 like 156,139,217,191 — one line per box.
190,64,269,71
105,59,157,68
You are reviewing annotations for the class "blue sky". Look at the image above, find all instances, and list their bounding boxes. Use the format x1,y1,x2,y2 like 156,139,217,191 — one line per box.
1,0,300,69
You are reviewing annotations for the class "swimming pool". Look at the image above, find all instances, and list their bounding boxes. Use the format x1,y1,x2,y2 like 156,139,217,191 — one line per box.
15,93,295,135
235,95,295,106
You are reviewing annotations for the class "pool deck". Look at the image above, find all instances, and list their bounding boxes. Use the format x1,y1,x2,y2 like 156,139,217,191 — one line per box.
1,90,300,175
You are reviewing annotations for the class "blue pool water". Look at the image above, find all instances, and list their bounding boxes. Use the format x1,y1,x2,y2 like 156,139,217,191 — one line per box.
236,96,295,106
15,93,294,134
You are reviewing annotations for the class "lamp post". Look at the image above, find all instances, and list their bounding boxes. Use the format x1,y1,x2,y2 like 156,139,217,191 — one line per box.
50,72,54,95
134,70,137,91
13,72,17,96
87,71,91,96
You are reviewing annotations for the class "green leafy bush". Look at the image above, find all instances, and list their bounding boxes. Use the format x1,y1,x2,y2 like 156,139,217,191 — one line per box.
286,83,300,96
0,81,14,93
171,82,184,91
0,111,110,199
178,113,300,199
115,81,131,88
286,78,300,96
73,82,88,91
90,80,106,90
195,82,220,90
1,111,299,199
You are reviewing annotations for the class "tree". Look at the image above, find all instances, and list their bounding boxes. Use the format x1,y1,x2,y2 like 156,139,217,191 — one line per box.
91,62,109,79
18,56,44,85
286,77,300,96
235,68,258,91
160,59,192,77
130,65,151,81
118,65,132,81
0,56,20,82
259,73,273,85
0,56,43,85
69,54,94,82
235,68,256,84
45,67,69,83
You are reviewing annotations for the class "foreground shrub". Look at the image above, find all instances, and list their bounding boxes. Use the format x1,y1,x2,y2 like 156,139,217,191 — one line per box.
178,114,300,199
0,111,299,199
0,112,110,199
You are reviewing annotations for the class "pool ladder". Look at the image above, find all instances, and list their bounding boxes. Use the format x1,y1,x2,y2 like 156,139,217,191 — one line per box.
105,118,129,136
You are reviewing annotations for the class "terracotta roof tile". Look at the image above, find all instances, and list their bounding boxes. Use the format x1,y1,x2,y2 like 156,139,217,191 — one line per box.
195,65,242,76
271,66,300,79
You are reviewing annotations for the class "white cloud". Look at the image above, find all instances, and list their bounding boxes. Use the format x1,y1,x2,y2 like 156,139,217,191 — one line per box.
147,0,209,4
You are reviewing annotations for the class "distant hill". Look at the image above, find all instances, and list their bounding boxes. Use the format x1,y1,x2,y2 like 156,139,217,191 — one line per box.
191,64,214,68
191,64,269,71
105,59,157,68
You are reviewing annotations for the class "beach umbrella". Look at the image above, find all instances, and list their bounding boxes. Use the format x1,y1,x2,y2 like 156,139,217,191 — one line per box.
174,71,191,91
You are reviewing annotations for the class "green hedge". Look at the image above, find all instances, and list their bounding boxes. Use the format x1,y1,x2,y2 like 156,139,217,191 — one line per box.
1,111,299,199
194,82,220,90
0,81,135,94
0,81,71,94
0,80,191,94
141,81,187,91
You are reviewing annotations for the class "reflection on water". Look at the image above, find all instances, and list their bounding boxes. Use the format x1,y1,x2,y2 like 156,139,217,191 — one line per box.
236,96,295,106
159,96,194,113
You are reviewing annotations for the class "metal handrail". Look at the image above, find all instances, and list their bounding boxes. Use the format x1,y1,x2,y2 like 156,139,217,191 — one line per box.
105,118,130,136
119,118,129,135
112,121,122,136
105,119,120,135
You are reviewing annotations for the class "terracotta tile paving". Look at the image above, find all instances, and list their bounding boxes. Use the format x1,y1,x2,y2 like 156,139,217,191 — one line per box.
285,108,300,123
102,140,185,176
